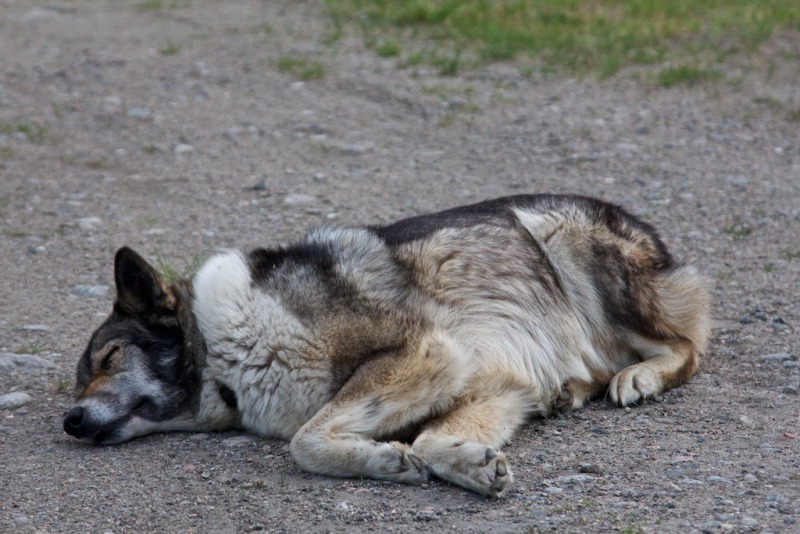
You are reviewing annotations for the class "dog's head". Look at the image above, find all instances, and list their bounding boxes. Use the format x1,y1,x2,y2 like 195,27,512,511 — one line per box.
63,247,203,445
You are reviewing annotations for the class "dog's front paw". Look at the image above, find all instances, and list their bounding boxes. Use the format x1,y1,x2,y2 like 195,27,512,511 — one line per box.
481,447,513,498
609,364,659,406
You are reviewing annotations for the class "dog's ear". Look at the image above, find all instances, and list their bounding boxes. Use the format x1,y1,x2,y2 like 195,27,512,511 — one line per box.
114,247,177,317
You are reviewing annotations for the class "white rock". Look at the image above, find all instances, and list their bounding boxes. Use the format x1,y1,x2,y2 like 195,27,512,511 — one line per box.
284,193,315,206
174,144,194,154
78,217,102,230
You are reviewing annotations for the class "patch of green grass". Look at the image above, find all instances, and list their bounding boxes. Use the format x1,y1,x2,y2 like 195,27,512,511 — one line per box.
0,122,47,144
782,247,800,260
136,0,163,9
4,229,29,238
276,56,326,80
136,0,190,10
159,43,182,56
376,41,401,57
156,254,208,284
142,144,159,154
17,339,49,355
0,146,14,159
56,378,72,393
326,0,800,77
656,65,723,87
722,219,753,240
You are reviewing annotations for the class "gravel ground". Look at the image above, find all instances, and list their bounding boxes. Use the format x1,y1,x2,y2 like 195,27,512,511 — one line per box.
1,1,799,532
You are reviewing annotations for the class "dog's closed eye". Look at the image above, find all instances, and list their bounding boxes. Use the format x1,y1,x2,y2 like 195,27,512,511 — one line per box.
100,345,120,370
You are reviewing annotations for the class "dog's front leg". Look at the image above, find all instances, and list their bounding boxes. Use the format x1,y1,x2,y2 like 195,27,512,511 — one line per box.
289,331,470,486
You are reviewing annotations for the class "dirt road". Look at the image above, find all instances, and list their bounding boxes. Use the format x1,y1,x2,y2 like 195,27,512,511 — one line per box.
1,1,799,532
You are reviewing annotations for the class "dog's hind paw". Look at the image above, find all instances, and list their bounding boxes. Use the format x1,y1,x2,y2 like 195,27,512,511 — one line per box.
609,364,659,406
436,442,514,498
551,387,574,415
384,441,431,485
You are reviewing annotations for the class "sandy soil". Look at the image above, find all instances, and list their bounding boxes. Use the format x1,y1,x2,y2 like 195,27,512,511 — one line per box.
1,1,799,532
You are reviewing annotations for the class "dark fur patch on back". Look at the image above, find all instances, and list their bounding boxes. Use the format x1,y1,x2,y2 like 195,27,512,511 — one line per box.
248,242,335,287
372,196,518,245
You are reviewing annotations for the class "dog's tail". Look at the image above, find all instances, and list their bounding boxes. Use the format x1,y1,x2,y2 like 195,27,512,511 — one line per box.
652,265,712,354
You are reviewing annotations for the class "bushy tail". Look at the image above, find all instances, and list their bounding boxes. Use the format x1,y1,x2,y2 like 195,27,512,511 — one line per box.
655,265,712,353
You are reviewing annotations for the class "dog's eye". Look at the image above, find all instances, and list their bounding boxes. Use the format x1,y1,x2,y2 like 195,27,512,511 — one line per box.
131,397,155,415
100,345,120,370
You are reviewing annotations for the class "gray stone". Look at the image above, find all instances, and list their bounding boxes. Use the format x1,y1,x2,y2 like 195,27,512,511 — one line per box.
723,175,750,188
127,107,152,119
760,352,794,362
19,324,49,332
78,216,102,230
174,143,194,154
222,436,254,448
556,474,594,484
707,476,731,485
0,392,33,410
782,385,798,395
0,352,57,371
284,193,315,206
71,285,109,298
740,517,758,528
342,143,374,155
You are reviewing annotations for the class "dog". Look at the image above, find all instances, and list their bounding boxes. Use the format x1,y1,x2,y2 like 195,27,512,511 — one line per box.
63,194,710,497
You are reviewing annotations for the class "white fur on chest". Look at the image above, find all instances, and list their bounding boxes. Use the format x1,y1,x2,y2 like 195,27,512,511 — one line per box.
192,251,331,439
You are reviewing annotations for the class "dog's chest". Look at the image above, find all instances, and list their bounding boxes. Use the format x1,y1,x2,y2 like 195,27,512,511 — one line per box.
206,345,332,439
193,251,335,438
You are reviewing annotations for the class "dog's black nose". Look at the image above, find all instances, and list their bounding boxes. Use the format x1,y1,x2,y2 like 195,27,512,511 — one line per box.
63,406,85,436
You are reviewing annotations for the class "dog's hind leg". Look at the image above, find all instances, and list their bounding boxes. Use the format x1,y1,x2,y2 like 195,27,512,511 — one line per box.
410,373,533,498
289,331,471,487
